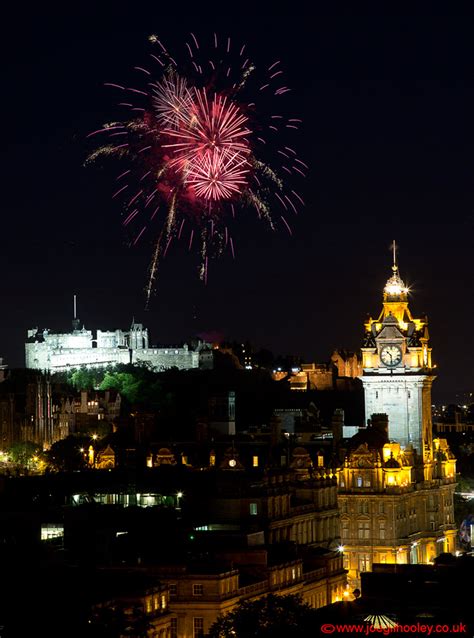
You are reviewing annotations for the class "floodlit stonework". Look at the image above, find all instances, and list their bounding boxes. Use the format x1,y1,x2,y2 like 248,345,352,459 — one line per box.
25,320,199,373
338,246,457,589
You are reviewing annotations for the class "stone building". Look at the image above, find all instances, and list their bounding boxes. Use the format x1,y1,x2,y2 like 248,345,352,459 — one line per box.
204,447,341,548
155,550,345,638
95,444,116,470
272,355,361,392
66,389,121,434
91,579,172,638
26,317,199,373
331,350,362,380
338,247,457,588
152,450,346,637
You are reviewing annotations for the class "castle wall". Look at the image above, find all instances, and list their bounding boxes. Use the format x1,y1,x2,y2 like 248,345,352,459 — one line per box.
26,328,199,373
133,348,199,371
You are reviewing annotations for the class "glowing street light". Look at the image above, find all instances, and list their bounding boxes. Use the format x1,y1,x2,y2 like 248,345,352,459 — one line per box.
176,491,183,508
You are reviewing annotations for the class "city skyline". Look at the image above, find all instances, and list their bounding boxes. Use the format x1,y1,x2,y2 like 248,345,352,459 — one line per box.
2,6,474,400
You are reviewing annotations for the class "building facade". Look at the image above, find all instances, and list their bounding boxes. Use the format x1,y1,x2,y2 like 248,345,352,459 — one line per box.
152,451,346,638
25,320,199,373
338,250,457,588
156,552,345,638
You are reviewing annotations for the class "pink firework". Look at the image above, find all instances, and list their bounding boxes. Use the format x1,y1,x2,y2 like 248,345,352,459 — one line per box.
184,149,250,200
151,71,193,129
164,89,251,165
87,33,306,306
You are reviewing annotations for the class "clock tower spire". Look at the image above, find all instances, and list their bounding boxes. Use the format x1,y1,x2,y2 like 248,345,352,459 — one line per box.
361,243,434,465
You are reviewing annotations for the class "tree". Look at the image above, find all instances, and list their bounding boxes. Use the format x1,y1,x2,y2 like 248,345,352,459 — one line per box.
69,367,105,391
99,371,143,404
47,435,90,472
208,594,317,638
99,365,165,407
8,441,39,466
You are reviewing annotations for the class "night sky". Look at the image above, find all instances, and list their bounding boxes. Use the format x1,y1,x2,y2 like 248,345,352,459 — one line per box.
2,5,474,400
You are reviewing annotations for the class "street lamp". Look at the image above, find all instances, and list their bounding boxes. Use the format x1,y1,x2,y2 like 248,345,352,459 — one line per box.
176,491,183,509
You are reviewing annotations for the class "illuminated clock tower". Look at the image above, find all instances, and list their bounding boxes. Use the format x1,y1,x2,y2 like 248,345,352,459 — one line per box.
361,243,434,462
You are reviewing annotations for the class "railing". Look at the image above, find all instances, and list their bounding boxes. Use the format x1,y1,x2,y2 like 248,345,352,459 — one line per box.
301,567,326,582
289,504,318,515
238,581,268,597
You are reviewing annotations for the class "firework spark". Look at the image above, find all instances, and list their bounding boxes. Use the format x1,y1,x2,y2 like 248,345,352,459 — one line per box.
184,149,250,200
151,71,193,129
87,34,306,306
164,89,251,165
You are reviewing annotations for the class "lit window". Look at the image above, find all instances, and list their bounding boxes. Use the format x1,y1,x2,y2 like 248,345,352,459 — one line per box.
161,594,166,609
358,553,370,572
193,617,204,638
193,584,203,596
357,521,370,539
356,476,363,487
41,524,64,541
249,502,258,516
252,455,259,468
379,521,386,540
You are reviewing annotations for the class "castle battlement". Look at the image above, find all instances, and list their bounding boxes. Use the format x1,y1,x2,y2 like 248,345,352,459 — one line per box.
25,321,198,373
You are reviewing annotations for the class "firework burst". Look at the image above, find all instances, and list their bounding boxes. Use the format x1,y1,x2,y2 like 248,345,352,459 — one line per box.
87,33,306,307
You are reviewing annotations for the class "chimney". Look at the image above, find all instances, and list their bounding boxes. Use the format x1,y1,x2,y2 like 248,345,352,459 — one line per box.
370,413,389,439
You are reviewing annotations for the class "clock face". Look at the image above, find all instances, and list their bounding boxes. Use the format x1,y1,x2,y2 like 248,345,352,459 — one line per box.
380,345,402,367
228,459,237,468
